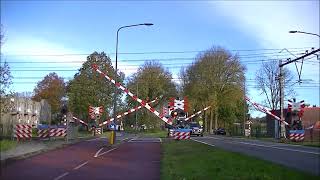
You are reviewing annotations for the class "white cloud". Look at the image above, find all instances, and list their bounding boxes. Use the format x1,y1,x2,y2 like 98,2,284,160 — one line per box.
213,1,319,49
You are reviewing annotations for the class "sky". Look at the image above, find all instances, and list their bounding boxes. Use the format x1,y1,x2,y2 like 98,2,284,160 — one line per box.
1,1,319,117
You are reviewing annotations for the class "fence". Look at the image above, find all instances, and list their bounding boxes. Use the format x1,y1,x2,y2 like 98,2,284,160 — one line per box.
230,123,269,137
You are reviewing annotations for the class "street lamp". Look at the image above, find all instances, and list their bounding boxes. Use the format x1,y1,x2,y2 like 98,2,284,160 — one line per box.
113,23,154,127
289,30,320,38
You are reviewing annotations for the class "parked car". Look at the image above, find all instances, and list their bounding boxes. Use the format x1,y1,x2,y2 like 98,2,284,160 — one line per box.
214,128,226,135
188,122,204,137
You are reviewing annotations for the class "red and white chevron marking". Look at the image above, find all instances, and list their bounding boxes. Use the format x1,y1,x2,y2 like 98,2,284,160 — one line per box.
245,96,289,126
49,128,67,137
173,131,190,140
289,133,305,141
38,129,50,138
14,124,32,140
99,98,159,127
185,106,211,121
92,64,172,125
72,116,88,126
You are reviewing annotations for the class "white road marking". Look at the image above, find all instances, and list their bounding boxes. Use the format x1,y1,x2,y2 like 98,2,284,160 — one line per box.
94,148,104,158
129,140,161,143
205,136,320,155
96,148,117,157
192,138,215,147
73,161,89,170
86,137,101,142
53,172,69,180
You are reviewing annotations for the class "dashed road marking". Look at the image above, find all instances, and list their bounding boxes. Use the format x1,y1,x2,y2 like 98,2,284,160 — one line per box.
192,138,215,147
94,148,104,158
96,148,117,157
73,161,89,170
53,172,69,180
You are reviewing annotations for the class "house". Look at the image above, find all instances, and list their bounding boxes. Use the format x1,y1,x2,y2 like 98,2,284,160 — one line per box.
0,96,51,137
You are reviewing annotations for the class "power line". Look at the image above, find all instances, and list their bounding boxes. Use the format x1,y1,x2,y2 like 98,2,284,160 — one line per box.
2,47,314,57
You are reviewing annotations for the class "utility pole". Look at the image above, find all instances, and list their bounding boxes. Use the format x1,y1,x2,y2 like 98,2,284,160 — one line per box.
278,59,284,139
278,48,319,139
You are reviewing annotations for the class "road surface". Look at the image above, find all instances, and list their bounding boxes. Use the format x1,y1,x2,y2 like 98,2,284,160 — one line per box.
1,134,162,180
192,135,320,175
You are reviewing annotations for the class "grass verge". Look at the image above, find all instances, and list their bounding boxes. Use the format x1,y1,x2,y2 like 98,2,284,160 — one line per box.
161,140,319,180
0,140,17,151
141,130,168,138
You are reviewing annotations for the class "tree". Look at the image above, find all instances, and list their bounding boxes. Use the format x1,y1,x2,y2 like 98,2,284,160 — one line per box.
32,72,66,114
0,62,12,97
255,60,295,110
67,52,124,123
180,47,246,133
0,24,13,114
125,61,177,129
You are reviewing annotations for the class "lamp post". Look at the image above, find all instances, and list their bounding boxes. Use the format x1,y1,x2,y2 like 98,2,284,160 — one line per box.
113,23,153,127
289,30,320,38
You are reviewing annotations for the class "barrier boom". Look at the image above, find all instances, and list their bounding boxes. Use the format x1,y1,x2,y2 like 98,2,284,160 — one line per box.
99,97,159,127
92,64,172,125
185,106,211,121
72,116,88,126
245,96,289,125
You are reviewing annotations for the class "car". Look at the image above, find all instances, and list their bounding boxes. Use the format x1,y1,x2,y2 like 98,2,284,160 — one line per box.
214,128,226,135
188,122,204,137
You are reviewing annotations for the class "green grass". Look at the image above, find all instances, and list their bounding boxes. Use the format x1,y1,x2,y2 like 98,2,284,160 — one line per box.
142,130,168,138
78,130,92,138
161,140,319,180
0,139,17,151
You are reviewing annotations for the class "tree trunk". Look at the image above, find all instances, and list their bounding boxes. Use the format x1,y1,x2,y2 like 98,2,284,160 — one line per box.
204,111,208,133
209,110,213,134
214,107,218,130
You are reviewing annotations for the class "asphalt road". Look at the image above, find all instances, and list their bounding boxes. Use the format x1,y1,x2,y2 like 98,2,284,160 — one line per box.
192,135,320,176
0,134,162,180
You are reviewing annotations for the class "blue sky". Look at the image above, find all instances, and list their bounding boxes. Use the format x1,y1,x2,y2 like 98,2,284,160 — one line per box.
1,1,319,117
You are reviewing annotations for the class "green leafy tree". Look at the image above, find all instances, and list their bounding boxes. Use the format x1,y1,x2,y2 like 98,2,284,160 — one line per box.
0,25,13,114
32,72,65,114
180,47,246,133
126,61,177,129
67,52,124,123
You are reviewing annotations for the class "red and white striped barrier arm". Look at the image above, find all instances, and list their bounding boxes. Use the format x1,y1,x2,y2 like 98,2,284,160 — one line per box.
185,106,211,121
99,98,159,127
72,116,88,126
245,96,289,126
92,64,172,125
